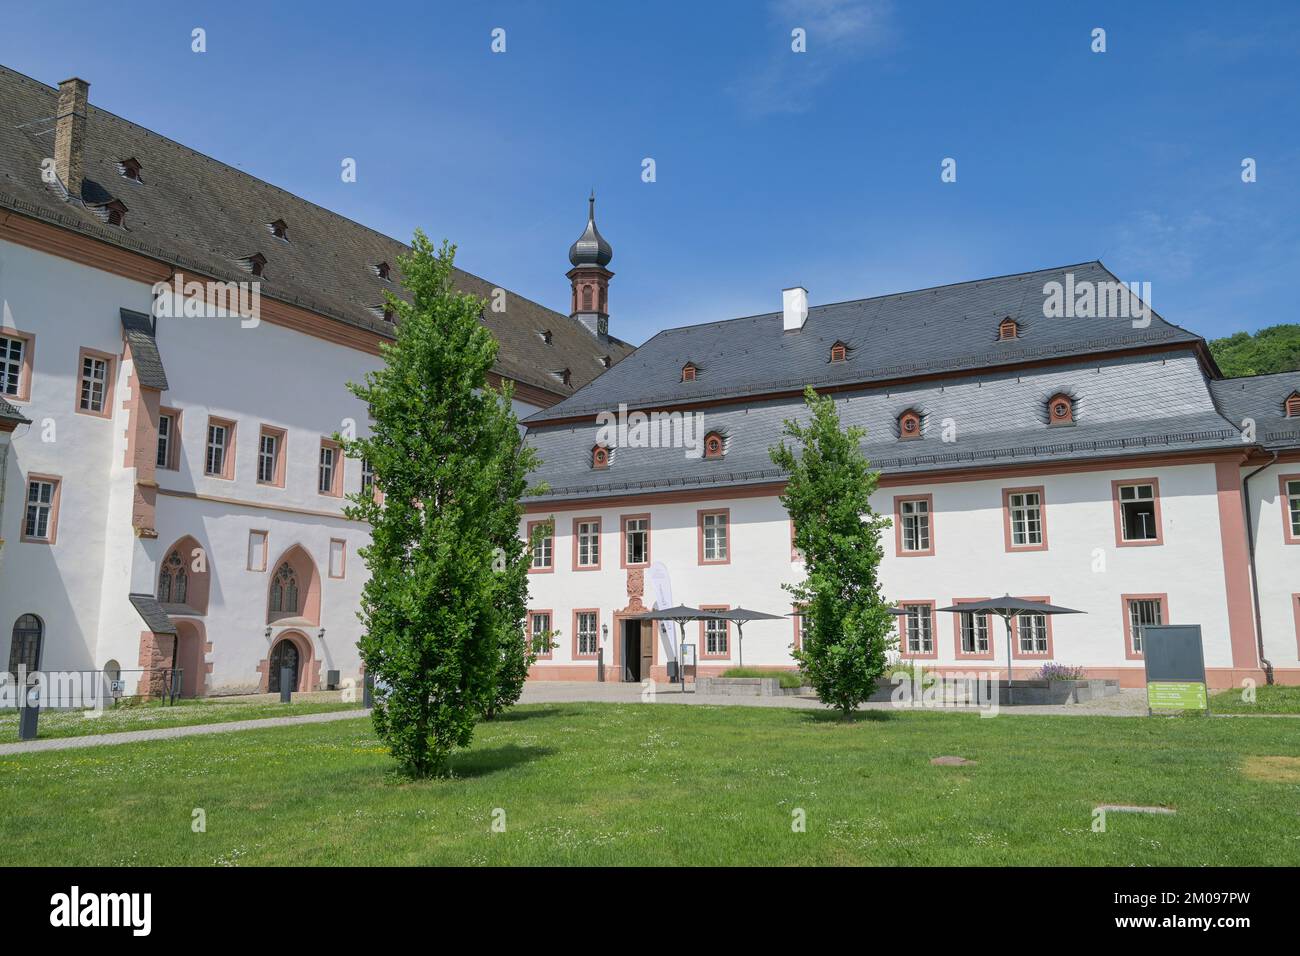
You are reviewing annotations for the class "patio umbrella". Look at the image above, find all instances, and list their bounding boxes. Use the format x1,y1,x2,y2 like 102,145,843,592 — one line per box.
935,595,1084,705
710,607,786,668
624,606,728,687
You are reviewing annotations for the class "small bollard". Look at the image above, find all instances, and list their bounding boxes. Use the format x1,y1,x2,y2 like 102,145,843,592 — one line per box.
363,672,374,708
279,667,293,704
18,685,40,740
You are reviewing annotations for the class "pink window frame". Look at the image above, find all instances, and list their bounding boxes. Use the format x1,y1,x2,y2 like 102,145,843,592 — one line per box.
328,538,347,579
317,438,344,497
74,346,116,419
20,472,62,545
697,508,731,565
1002,486,1048,552
699,604,731,660
157,406,182,471
951,596,995,660
204,417,237,480
571,516,602,571
897,600,938,660
1010,594,1055,660
894,494,935,557
1111,477,1164,547
1278,474,1300,545
256,425,288,488
572,607,601,660
247,529,269,572
527,519,555,574
1120,592,1169,660
528,609,554,660
620,513,651,569
0,326,35,403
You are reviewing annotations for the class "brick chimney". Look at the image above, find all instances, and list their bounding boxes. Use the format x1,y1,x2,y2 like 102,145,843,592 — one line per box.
54,77,90,200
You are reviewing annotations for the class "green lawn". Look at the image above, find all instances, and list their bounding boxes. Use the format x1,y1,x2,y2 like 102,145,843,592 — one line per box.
1,703,1298,866
1209,685,1300,715
0,696,362,744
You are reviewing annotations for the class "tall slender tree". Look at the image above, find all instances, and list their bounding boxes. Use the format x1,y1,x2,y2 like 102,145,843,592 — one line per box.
770,387,896,716
342,232,538,777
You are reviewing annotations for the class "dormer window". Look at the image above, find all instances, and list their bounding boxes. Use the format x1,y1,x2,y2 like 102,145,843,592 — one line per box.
244,253,267,277
599,355,611,369
1048,393,1074,426
375,261,391,281
592,444,610,470
119,158,142,182
103,200,127,227
830,341,848,363
898,409,922,440
553,368,571,387
704,432,725,459
998,318,1019,341
269,219,289,241
1286,392,1300,418
682,363,698,383
382,306,395,323
539,329,553,345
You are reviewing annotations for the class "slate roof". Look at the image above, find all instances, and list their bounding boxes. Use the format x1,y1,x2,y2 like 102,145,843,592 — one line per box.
1210,372,1300,448
525,261,1205,423
526,351,1244,503
128,593,178,635
120,308,169,390
0,395,30,426
0,65,632,398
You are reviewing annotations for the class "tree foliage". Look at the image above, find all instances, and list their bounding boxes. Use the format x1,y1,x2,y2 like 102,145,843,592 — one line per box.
342,232,538,777
1209,324,1300,378
770,387,896,716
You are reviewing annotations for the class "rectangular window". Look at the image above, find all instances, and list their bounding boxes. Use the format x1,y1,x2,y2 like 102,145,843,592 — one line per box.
77,349,112,415
318,440,342,496
205,419,234,478
795,608,810,650
0,333,25,397
23,476,59,542
528,520,553,571
257,427,285,486
329,538,346,578
530,611,552,658
902,603,934,655
960,610,990,654
574,518,601,569
1125,597,1164,655
156,412,174,469
247,530,268,571
575,610,599,658
361,458,375,496
896,496,933,554
1283,477,1300,543
1017,613,1049,654
699,509,729,564
622,515,650,567
703,617,729,657
1115,481,1160,543
1005,488,1045,548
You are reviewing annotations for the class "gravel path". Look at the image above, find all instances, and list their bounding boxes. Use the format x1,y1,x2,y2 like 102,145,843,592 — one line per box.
0,708,372,756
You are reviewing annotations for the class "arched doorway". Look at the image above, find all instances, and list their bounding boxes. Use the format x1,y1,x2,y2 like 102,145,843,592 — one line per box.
174,621,206,698
8,614,43,676
268,637,301,693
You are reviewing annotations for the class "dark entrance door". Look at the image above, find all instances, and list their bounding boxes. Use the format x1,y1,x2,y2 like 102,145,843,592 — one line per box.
622,621,640,683
268,639,299,693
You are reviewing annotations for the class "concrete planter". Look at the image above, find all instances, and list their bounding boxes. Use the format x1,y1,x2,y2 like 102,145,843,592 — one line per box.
1000,678,1120,705
696,676,816,697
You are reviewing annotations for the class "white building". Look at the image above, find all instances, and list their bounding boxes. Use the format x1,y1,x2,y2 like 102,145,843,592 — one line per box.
0,68,630,695
521,271,1300,691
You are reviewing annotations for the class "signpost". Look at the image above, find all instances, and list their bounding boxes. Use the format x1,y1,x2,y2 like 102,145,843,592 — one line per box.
1140,624,1209,715
680,643,697,694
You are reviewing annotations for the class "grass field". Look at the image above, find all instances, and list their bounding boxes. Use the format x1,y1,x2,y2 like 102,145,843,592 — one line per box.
0,696,362,744
2,702,1298,866
1209,685,1300,715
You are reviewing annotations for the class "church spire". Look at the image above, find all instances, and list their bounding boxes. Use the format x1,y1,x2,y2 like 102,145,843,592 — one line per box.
567,193,614,337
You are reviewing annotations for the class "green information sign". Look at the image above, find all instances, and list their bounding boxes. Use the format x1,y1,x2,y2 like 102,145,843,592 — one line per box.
1147,681,1207,711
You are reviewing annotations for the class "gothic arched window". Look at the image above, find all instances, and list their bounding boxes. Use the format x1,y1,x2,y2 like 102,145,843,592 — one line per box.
158,550,188,605
270,563,299,614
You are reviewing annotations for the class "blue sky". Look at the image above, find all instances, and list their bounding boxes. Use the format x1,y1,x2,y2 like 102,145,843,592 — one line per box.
2,0,1297,345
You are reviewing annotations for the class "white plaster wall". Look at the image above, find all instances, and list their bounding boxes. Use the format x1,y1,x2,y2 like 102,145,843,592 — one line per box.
0,238,154,671
1244,460,1300,670
524,460,1238,675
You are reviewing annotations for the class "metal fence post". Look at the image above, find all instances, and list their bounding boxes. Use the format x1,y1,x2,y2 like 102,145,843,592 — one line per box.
279,668,293,703
597,648,605,683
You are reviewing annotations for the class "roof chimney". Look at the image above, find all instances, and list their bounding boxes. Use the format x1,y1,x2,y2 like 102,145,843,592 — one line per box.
54,77,90,200
783,287,808,332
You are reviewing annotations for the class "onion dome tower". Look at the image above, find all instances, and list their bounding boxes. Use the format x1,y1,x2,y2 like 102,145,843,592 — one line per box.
567,191,614,338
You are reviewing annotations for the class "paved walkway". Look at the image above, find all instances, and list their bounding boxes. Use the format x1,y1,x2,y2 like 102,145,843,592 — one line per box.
519,680,1152,716
0,708,371,756
0,684,1161,756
